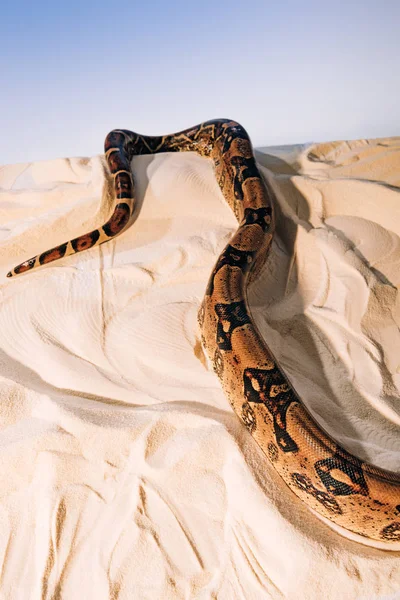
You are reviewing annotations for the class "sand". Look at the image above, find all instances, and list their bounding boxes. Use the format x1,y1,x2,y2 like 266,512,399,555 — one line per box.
0,135,399,599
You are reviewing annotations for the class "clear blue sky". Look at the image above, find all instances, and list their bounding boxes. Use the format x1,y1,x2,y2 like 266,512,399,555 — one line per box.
1,0,399,164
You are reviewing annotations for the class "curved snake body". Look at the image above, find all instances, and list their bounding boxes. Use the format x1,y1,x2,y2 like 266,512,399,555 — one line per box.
7,119,400,547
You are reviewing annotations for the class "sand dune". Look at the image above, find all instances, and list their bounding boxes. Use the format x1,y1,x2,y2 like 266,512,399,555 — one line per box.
0,136,399,599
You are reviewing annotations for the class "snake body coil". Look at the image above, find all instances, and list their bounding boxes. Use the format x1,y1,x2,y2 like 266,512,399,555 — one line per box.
7,119,400,547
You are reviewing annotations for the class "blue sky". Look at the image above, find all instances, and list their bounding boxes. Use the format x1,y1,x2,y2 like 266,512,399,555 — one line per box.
1,0,399,164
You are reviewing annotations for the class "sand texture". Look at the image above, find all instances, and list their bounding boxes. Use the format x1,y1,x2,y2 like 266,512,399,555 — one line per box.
0,136,399,599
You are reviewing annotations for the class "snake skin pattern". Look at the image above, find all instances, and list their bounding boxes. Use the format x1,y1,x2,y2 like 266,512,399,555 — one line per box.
7,119,400,547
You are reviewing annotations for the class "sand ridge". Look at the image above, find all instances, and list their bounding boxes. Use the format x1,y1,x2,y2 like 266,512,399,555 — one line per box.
0,139,399,599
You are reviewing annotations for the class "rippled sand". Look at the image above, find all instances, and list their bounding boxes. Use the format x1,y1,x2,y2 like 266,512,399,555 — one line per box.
0,137,399,599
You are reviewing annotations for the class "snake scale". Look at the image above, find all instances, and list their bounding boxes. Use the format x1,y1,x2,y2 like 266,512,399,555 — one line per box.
7,119,400,548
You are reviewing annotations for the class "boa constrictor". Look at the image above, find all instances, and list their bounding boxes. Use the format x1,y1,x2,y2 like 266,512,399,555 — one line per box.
7,119,400,548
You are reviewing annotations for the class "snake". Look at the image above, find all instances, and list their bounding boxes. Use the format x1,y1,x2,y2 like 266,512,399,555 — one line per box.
6,119,400,548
